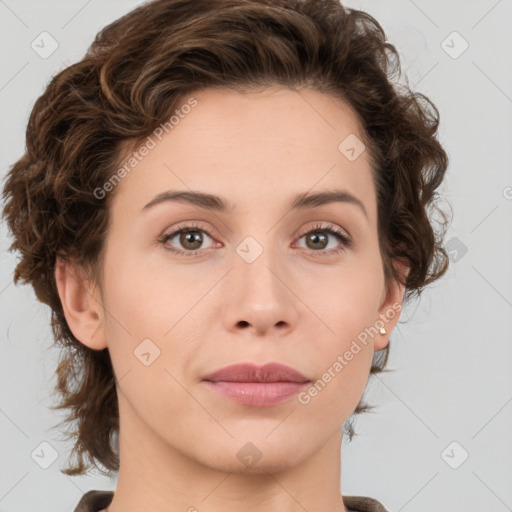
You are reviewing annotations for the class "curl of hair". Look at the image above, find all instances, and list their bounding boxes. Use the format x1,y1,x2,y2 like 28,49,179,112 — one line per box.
2,0,450,476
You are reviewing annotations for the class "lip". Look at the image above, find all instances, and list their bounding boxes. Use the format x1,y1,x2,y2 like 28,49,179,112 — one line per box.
202,362,310,383
202,363,311,407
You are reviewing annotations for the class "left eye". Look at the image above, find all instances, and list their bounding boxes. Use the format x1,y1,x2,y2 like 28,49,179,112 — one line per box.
294,224,351,254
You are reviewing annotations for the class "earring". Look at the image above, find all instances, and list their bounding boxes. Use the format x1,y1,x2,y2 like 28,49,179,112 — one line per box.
379,327,387,335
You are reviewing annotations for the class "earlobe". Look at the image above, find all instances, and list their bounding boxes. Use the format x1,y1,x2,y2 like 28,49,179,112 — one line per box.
374,257,410,351
54,256,107,351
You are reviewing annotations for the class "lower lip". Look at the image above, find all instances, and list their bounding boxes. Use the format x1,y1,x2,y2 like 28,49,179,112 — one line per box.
203,381,309,406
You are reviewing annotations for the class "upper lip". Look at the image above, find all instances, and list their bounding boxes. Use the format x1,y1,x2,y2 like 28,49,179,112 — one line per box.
202,363,310,383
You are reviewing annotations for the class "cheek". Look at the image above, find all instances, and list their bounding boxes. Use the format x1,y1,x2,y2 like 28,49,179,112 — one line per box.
301,256,384,381
98,253,193,423
100,240,174,335
295,310,375,437
302,255,384,337
99,243,210,383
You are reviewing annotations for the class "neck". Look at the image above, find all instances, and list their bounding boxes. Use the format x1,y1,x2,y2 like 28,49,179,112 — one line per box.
104,396,351,512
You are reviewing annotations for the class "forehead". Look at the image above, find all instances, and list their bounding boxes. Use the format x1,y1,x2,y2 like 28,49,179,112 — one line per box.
182,85,366,151
110,86,376,221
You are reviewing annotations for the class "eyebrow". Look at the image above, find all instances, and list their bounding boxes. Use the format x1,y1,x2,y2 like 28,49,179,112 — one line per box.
142,189,368,219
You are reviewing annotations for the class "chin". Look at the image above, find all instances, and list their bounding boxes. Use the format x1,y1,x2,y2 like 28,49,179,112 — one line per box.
190,438,311,475
206,453,303,475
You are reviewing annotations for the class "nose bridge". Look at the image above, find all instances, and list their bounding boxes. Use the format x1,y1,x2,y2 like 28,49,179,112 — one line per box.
234,233,285,302
222,232,297,334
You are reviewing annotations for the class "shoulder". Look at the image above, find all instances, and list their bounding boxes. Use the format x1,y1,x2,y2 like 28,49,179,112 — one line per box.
73,490,114,512
343,494,391,512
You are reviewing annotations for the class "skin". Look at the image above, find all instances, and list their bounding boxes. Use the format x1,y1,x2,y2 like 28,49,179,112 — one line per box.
55,86,408,512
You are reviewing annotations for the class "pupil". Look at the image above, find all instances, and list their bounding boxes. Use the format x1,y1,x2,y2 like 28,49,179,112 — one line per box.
182,231,202,249
309,232,327,249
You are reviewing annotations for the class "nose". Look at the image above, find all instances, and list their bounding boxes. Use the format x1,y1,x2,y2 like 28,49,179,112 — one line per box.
222,242,299,337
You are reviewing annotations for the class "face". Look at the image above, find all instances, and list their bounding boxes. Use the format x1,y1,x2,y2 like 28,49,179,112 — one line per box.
79,86,404,474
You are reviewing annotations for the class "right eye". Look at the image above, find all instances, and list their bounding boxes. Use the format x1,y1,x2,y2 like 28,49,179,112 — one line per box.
159,222,219,256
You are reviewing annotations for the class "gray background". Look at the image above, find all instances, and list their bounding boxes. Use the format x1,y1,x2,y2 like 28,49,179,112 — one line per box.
1,1,511,511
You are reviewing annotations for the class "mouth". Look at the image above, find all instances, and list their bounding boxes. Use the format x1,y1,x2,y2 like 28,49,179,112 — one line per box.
202,362,311,407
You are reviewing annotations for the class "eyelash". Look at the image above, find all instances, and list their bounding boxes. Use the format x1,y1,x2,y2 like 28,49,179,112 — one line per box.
158,222,352,257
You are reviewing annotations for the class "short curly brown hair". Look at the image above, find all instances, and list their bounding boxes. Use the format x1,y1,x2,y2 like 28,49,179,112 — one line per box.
1,0,450,477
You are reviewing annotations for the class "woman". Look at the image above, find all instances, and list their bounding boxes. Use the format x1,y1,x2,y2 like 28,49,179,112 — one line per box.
1,0,449,511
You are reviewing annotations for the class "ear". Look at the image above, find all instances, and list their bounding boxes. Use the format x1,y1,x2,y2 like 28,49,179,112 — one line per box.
54,256,108,351
373,257,410,351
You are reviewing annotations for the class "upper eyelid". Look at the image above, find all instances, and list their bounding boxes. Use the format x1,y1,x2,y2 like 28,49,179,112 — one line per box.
162,221,348,237
297,222,349,238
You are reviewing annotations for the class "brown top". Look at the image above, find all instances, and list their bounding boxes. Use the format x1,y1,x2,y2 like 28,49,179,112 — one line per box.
73,490,390,512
